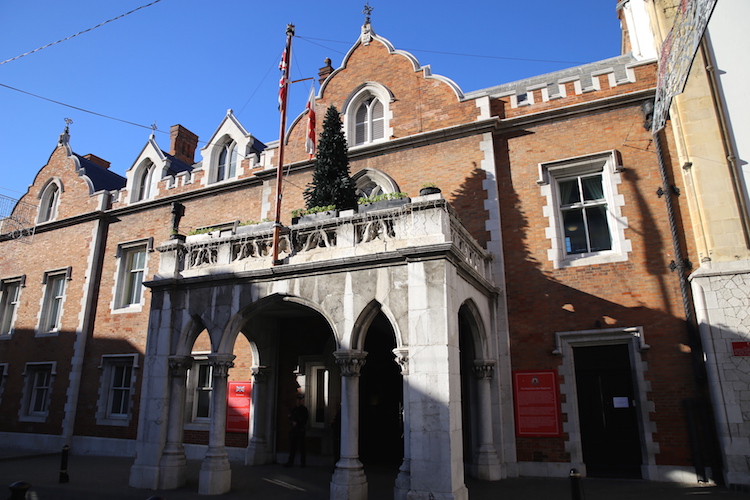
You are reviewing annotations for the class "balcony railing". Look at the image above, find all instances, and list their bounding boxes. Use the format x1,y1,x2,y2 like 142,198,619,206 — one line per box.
156,198,492,283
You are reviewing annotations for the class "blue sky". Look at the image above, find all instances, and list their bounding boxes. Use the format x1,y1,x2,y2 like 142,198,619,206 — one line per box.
0,0,622,202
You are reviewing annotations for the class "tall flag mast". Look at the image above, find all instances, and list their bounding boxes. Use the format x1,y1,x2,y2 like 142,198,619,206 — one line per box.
272,23,295,266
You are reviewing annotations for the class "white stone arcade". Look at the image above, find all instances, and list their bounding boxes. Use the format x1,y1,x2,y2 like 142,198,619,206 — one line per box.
128,198,509,499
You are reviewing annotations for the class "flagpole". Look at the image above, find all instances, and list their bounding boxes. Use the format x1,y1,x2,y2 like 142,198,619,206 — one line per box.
272,23,294,266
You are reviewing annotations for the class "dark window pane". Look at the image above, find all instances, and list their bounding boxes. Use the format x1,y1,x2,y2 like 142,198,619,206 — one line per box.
559,179,580,205
582,175,605,201
587,206,612,251
563,209,587,254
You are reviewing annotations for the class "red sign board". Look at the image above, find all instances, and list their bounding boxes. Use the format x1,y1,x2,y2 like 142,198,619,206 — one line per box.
513,370,561,437
226,381,252,433
732,342,750,357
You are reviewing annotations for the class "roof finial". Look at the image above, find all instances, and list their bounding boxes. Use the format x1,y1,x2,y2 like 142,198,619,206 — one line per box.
361,3,374,45
363,2,373,24
59,118,73,145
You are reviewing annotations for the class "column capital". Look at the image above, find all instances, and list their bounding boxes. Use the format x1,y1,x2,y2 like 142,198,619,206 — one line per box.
473,359,495,380
392,348,409,375
333,350,367,377
168,355,194,377
251,366,269,383
208,354,236,377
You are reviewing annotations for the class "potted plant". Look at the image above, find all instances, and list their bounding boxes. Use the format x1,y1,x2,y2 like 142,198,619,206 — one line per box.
419,183,441,196
357,192,410,213
291,205,338,224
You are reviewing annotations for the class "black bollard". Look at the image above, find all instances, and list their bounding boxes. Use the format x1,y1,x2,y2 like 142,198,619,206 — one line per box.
569,468,583,500
8,481,31,500
59,445,70,483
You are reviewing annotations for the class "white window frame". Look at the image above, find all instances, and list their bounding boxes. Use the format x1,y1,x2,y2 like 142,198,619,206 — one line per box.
352,168,400,199
19,362,56,422
112,239,152,312
38,268,70,335
297,356,328,430
185,355,212,428
37,179,62,224
133,160,159,202
0,275,24,337
96,354,139,426
214,139,238,183
538,150,631,269
344,83,393,149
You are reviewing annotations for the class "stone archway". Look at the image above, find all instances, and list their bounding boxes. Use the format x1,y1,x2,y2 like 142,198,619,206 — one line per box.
458,300,502,481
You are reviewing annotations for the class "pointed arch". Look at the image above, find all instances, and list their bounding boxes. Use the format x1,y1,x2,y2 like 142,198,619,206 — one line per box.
350,299,404,351
36,178,63,223
458,298,490,359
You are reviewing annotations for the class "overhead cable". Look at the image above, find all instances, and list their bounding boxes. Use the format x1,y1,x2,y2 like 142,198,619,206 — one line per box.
0,0,165,66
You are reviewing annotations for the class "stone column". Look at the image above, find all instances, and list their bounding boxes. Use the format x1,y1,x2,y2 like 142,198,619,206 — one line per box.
246,366,270,465
393,348,411,500
158,356,193,489
331,350,368,500
473,360,502,480
198,354,235,495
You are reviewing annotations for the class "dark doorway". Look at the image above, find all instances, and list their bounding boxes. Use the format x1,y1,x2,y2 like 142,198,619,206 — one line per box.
574,344,643,478
360,313,403,467
458,307,478,473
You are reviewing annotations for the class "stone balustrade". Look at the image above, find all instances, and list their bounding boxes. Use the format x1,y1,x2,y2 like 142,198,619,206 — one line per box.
155,197,492,283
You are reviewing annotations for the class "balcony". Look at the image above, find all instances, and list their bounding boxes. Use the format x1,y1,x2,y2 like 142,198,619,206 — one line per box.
155,197,492,285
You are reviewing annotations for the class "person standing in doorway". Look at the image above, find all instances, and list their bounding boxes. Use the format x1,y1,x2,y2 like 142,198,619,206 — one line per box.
285,394,309,467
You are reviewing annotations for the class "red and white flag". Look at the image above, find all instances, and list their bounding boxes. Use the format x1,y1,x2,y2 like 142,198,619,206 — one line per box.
305,85,316,159
278,47,289,111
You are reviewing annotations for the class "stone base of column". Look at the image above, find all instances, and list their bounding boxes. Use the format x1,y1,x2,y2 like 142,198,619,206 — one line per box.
128,463,160,490
245,439,270,465
475,447,503,481
198,452,232,495
158,446,188,489
331,459,368,500
406,485,469,500
394,459,411,500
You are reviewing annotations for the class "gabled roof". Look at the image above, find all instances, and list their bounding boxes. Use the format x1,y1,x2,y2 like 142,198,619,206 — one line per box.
73,153,126,192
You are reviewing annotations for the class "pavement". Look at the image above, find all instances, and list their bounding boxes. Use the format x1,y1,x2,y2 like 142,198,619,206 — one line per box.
0,448,747,500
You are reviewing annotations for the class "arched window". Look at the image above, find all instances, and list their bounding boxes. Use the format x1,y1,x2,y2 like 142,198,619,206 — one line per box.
134,161,157,202
344,83,392,148
353,168,400,199
215,140,238,182
38,181,61,223
354,97,384,146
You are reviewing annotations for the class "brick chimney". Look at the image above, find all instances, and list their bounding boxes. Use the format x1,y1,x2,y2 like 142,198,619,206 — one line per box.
83,154,110,169
169,124,199,165
318,58,333,85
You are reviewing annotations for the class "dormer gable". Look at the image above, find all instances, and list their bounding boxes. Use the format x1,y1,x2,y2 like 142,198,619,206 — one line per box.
199,110,265,186
125,135,170,204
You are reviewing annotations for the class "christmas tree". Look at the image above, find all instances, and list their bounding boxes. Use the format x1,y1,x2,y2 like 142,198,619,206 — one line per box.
304,105,357,211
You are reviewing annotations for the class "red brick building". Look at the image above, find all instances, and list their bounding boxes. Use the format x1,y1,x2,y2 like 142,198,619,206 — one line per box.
0,15,716,499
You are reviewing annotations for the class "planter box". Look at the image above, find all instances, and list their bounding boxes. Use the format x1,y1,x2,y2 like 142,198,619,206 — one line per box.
236,222,275,234
292,210,339,225
358,197,411,213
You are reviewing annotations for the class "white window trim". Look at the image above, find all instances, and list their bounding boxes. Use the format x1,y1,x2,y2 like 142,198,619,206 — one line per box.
36,268,71,336
0,275,25,338
96,354,139,426
36,179,63,224
538,150,631,269
297,355,328,430
131,160,160,203
184,354,212,430
352,168,400,199
111,239,153,313
343,83,393,149
213,139,239,183
19,362,56,423
551,326,658,478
